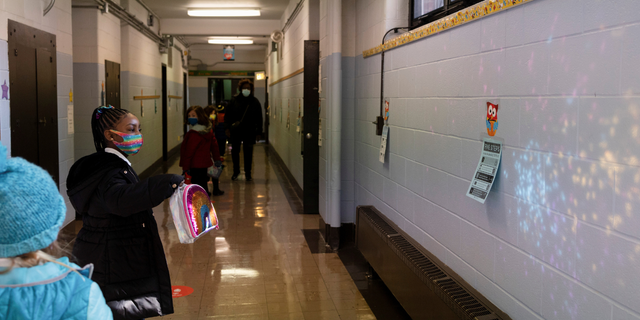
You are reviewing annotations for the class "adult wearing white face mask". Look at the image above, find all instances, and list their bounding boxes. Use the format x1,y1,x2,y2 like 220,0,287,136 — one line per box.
225,79,263,181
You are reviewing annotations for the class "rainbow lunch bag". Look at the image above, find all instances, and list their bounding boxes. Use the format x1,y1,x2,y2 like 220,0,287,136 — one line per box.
169,183,219,243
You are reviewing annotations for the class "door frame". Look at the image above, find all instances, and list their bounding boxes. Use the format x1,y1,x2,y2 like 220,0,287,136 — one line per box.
161,64,168,161
183,72,188,134
105,60,121,109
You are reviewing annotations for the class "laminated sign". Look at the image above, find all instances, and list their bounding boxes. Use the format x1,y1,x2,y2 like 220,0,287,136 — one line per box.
379,125,389,163
466,138,502,204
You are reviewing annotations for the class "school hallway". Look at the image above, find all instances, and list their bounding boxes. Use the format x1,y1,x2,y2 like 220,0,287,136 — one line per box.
4,0,640,319
129,145,382,320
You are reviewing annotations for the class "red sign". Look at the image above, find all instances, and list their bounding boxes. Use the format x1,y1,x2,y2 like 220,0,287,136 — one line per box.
171,285,194,298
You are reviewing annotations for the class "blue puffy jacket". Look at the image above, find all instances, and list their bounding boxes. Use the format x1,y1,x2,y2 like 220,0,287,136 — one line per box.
0,257,112,319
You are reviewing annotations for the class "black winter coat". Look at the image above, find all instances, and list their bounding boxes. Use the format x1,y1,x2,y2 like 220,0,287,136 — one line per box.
225,93,263,140
66,151,183,320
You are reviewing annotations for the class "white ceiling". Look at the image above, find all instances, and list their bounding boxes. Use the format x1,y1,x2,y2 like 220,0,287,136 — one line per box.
143,0,290,20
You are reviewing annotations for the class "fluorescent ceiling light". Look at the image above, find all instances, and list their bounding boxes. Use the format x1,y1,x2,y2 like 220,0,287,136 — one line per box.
208,39,254,44
188,9,260,17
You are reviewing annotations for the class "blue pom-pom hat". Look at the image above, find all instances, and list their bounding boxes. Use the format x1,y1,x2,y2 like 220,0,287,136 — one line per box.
0,144,66,258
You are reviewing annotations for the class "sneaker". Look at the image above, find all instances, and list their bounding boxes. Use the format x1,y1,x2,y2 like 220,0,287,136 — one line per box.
232,173,239,180
212,189,225,196
245,174,252,181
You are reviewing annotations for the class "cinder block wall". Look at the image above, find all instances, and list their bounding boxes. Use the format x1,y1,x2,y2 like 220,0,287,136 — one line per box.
121,25,186,171
354,0,640,319
268,1,312,188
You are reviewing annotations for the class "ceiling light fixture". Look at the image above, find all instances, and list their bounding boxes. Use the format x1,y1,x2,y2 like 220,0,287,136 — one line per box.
188,9,261,17
208,39,254,45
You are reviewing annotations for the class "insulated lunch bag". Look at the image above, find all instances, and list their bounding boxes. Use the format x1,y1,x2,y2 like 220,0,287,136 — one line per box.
169,183,219,244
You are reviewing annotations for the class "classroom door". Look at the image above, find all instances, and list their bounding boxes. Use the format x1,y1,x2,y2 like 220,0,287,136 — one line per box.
8,20,59,185
303,40,320,214
105,60,121,108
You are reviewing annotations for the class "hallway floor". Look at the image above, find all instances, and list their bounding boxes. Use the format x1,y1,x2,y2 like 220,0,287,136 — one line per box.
147,145,376,320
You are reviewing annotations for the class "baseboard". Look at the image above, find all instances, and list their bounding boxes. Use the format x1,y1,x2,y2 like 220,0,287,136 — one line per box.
139,144,181,180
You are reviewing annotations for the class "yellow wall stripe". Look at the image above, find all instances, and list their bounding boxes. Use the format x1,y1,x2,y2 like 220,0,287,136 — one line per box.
269,68,305,87
363,0,536,58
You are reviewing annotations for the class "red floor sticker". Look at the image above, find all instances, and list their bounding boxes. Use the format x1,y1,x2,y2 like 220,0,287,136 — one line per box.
171,285,194,298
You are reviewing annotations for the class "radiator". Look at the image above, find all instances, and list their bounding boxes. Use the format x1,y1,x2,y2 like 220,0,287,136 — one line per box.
356,206,510,320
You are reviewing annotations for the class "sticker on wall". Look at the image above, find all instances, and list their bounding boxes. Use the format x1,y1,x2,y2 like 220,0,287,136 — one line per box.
379,125,389,163
69,89,73,102
67,105,74,135
466,138,503,204
486,102,499,136
1,80,9,100
384,98,390,124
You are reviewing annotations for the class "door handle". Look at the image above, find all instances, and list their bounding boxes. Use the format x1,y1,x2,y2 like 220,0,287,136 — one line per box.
306,133,312,139
38,117,47,126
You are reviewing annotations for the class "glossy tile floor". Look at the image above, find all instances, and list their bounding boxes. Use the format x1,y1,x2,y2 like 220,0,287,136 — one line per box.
148,145,376,320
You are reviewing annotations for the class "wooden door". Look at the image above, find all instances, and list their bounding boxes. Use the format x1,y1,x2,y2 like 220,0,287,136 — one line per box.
303,40,320,214
8,20,59,185
105,60,121,109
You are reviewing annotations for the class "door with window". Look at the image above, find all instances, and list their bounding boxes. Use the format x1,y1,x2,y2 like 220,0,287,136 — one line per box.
8,20,59,185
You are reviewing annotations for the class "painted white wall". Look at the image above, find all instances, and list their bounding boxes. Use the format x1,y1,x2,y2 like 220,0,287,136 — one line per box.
353,0,640,319
0,0,75,225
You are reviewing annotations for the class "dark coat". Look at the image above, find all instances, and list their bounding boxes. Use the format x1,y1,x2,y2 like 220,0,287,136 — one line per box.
66,151,183,320
179,128,221,171
225,94,263,140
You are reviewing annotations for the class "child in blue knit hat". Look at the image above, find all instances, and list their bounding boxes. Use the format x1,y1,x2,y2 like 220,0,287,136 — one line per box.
0,144,113,319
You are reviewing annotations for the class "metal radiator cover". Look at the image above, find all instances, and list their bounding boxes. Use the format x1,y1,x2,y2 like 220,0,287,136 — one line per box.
356,206,508,320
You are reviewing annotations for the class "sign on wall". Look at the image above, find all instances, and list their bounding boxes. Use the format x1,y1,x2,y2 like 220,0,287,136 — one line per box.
223,45,235,61
466,138,502,203
67,105,74,135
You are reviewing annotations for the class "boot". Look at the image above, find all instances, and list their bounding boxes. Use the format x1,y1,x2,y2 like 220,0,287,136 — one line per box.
212,178,224,196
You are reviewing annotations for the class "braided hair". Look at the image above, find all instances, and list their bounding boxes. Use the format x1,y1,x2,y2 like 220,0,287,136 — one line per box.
91,106,130,152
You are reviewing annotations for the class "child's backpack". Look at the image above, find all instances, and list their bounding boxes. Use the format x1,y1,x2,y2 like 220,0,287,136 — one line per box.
169,184,219,243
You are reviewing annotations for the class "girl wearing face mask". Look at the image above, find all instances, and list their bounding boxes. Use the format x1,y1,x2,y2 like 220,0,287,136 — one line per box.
66,106,184,320
180,106,223,195
225,79,263,181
